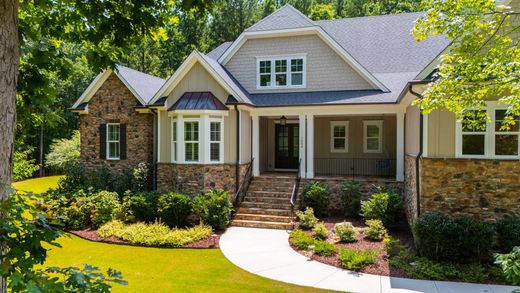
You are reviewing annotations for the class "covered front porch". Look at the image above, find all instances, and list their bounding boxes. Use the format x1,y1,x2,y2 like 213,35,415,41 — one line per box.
249,105,405,181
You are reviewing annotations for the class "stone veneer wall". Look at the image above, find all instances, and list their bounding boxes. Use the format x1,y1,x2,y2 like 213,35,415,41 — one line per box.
403,155,419,223
156,163,250,196
79,74,154,172
420,158,520,221
299,177,403,216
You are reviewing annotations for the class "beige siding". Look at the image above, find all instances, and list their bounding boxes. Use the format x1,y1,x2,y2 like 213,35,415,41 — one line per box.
426,109,456,158
405,104,420,156
158,110,172,162
225,34,374,94
314,116,396,159
239,110,252,163
224,110,237,164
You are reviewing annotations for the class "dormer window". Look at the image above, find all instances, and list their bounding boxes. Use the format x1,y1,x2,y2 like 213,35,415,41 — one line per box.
257,55,306,89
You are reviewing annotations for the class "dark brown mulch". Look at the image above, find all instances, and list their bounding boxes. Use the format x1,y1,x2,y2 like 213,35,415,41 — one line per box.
66,228,221,249
291,217,414,278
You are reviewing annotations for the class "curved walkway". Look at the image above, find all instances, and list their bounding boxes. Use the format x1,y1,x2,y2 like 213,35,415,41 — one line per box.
220,227,519,293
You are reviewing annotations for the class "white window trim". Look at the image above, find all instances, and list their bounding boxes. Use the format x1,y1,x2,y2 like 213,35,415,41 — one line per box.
171,119,177,163
209,118,224,163
456,102,520,159
363,120,383,153
256,55,307,90
330,121,349,153
171,114,225,164
106,123,120,160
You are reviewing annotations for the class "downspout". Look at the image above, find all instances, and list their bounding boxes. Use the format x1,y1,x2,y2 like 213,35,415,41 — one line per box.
234,104,240,193
408,83,423,218
150,108,158,191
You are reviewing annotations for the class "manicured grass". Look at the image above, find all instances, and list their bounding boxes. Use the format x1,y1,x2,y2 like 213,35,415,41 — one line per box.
12,175,63,194
15,176,331,292
45,235,328,292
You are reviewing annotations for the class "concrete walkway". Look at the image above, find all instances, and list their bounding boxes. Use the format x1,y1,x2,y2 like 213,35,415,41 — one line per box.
220,227,520,293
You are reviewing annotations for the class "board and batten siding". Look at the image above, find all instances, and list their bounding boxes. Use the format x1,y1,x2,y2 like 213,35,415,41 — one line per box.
225,34,375,94
426,109,456,158
405,104,420,156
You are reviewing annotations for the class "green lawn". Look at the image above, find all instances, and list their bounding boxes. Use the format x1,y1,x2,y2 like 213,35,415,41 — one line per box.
14,176,330,292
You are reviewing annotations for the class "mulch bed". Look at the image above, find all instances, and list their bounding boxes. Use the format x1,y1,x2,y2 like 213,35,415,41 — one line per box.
67,228,222,249
291,217,414,277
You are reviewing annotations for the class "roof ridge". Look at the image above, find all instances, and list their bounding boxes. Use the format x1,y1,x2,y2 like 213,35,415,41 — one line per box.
115,64,165,81
314,11,425,24
245,4,314,31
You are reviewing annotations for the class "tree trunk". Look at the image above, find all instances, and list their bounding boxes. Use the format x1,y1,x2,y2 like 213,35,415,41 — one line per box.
0,0,19,290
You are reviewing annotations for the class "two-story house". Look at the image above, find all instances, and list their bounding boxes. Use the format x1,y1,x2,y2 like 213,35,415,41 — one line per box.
71,4,520,229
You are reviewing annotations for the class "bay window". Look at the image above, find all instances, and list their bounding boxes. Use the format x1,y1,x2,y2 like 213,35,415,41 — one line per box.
184,121,199,162
210,121,222,162
456,104,520,158
257,55,306,89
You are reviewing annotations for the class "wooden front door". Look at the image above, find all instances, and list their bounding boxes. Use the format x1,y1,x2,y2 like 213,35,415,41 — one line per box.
275,123,299,169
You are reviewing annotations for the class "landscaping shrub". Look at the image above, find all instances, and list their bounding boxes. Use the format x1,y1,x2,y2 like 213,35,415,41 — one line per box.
45,131,80,171
495,246,520,285
62,197,91,229
289,229,315,250
296,207,318,230
192,189,232,230
334,222,358,242
157,193,192,227
123,191,160,222
312,222,328,240
341,181,361,218
364,219,387,241
89,191,121,227
313,240,337,256
98,220,213,247
361,191,403,226
132,162,151,191
496,216,520,252
412,213,496,262
302,181,330,217
13,146,40,181
338,248,377,270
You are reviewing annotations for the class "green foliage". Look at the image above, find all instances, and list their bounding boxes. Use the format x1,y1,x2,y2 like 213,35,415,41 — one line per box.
45,130,80,171
123,191,160,223
313,240,337,256
495,247,520,285
192,189,232,230
0,192,125,291
364,219,387,241
361,191,403,226
62,196,92,229
412,0,520,127
302,181,330,217
334,222,358,243
98,220,213,248
89,191,121,228
340,180,361,218
310,3,335,21
289,229,316,250
412,213,496,262
312,222,329,240
13,146,39,182
338,248,378,270
383,235,406,257
496,216,520,252
132,162,151,192
158,193,193,227
296,207,319,230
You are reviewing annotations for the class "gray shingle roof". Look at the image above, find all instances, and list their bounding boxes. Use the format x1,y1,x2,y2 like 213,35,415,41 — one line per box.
207,42,232,60
116,65,166,104
246,4,314,32
169,92,228,111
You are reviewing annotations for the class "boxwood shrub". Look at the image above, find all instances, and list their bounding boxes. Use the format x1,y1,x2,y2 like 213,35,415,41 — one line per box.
157,193,193,227
412,213,496,262
495,216,520,252
192,189,232,230
302,181,330,217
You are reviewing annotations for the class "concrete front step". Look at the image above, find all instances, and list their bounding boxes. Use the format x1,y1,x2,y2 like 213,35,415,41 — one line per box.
237,207,292,217
241,201,292,210
231,219,293,230
234,213,294,223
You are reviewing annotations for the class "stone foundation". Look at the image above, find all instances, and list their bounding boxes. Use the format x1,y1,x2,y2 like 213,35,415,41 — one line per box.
420,158,520,221
300,177,403,216
156,163,250,196
403,155,419,223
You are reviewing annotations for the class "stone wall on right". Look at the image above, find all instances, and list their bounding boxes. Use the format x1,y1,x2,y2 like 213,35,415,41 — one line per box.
420,158,520,221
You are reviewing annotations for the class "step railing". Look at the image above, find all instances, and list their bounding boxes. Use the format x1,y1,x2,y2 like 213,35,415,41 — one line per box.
290,159,302,222
230,158,254,219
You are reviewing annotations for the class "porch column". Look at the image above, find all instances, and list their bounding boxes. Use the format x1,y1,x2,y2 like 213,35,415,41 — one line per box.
299,114,306,178
396,111,405,181
306,114,314,178
252,114,260,176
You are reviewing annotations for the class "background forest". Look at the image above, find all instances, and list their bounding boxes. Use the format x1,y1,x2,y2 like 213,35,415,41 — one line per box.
15,0,425,180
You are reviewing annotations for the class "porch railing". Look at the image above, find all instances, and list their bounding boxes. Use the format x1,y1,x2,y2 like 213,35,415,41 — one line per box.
314,158,396,178
230,158,254,217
